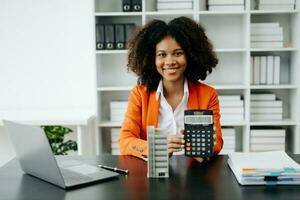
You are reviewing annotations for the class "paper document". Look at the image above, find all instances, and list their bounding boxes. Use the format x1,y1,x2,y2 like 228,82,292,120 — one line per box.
228,151,300,185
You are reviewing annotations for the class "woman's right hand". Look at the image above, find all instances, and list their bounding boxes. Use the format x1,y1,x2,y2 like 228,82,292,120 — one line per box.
167,129,185,157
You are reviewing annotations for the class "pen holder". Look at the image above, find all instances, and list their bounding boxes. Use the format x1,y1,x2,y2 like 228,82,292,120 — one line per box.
147,126,169,178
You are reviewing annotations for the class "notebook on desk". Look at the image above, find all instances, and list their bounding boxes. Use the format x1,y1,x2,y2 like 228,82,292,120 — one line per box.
3,120,119,189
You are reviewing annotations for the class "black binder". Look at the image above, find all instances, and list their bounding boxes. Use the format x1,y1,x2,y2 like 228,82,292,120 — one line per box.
132,0,142,11
115,24,125,49
96,24,105,50
122,0,131,12
104,24,115,49
125,23,136,48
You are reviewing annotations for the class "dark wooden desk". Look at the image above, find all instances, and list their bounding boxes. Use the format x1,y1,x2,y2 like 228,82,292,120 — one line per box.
1,155,300,200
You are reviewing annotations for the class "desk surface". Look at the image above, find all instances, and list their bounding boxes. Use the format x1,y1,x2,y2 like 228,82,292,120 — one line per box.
1,155,300,200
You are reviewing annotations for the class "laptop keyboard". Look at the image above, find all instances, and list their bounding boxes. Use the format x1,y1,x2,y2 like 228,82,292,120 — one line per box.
60,168,93,186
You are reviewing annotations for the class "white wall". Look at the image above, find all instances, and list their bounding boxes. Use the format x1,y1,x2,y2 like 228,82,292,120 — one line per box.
0,0,96,111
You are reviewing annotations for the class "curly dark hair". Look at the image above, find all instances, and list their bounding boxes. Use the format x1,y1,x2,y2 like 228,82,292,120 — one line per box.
127,16,218,91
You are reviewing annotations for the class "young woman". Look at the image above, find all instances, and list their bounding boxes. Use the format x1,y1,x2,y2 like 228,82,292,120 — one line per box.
118,16,223,162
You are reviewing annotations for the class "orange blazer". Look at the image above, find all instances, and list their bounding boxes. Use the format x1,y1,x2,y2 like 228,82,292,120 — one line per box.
119,81,223,160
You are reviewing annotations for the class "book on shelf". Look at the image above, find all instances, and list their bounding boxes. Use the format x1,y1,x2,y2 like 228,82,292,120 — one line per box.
250,137,285,144
122,0,131,12
115,24,125,49
251,27,283,35
250,22,280,28
222,128,236,136
251,107,283,114
221,114,244,122
250,129,286,137
220,128,236,155
208,0,244,4
96,24,105,50
253,56,260,84
125,23,136,48
132,0,142,11
273,56,280,84
208,5,244,11
111,149,121,155
266,56,274,85
104,24,115,50
156,0,193,3
110,101,128,122
260,56,267,84
251,41,283,48
218,95,241,101
111,128,121,155
250,143,285,151
110,101,128,109
250,35,283,42
258,4,295,10
157,0,192,2
250,56,254,84
258,0,295,4
220,107,244,114
251,114,283,120
219,100,244,107
251,56,280,85
251,100,282,107
251,93,276,101
157,2,193,10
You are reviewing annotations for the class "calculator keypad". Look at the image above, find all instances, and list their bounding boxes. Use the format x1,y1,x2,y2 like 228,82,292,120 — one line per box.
184,126,214,157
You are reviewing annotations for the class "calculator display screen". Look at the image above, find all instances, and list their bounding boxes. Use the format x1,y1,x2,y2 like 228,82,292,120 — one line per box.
184,115,213,125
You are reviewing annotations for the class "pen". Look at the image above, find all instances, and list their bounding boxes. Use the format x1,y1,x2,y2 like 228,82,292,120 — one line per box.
98,165,129,175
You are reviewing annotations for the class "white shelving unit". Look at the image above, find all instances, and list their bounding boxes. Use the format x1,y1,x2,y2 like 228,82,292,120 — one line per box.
94,0,300,154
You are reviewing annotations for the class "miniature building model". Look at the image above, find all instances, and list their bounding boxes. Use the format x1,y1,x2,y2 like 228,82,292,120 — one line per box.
147,126,169,178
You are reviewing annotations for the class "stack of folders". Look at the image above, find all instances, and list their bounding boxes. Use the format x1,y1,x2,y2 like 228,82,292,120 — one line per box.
219,128,236,155
219,95,244,123
251,56,280,85
251,23,283,48
110,101,128,122
250,128,286,152
228,151,300,185
207,0,245,11
156,0,193,11
111,128,121,155
250,93,283,121
256,0,295,10
95,23,136,50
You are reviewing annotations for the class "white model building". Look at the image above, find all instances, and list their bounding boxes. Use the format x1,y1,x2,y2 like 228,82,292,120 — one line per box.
147,126,169,178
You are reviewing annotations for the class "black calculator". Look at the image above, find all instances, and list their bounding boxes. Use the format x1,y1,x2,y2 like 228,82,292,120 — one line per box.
184,110,214,157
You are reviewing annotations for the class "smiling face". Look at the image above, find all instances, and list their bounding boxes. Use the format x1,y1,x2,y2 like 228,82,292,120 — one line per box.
155,36,187,85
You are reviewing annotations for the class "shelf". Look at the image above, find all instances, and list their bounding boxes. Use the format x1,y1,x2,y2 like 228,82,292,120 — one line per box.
250,10,298,14
145,11,193,15
211,84,247,90
199,11,247,15
96,50,127,54
98,121,122,127
95,12,142,16
221,121,247,126
215,48,247,52
97,86,133,91
250,84,298,90
251,48,297,52
250,119,297,126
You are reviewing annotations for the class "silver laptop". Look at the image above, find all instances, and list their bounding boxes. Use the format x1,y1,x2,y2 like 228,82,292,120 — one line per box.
3,120,119,189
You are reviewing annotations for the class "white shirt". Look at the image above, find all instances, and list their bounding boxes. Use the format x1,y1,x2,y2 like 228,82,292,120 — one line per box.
156,79,189,154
